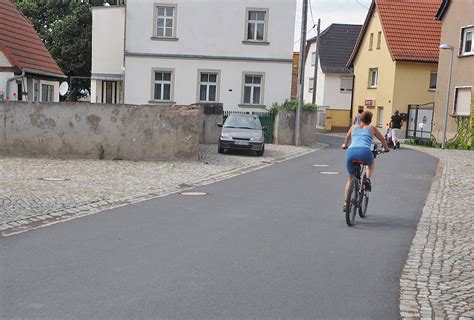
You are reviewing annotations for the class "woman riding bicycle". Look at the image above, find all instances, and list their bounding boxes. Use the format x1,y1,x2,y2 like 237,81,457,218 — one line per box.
342,111,389,211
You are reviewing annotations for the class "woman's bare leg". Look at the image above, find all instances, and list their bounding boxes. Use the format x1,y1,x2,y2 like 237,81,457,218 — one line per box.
344,175,353,200
367,163,375,178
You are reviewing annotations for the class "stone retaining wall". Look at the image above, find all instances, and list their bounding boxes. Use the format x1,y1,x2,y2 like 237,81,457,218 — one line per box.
273,109,317,146
0,102,201,160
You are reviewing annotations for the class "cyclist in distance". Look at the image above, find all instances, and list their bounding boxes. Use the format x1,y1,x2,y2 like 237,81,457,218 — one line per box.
353,108,364,125
342,111,390,211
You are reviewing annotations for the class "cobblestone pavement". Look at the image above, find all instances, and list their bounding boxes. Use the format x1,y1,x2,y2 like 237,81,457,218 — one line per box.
0,144,322,237
399,146,474,319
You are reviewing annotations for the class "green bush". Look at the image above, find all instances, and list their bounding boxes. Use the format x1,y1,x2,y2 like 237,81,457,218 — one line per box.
269,99,318,114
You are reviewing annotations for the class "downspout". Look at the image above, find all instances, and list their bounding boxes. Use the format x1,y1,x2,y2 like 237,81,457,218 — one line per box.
5,71,25,101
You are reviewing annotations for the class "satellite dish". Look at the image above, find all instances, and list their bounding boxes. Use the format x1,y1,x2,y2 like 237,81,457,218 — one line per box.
59,82,69,96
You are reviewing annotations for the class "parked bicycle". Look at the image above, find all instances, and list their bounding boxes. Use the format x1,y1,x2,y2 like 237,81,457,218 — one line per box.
345,145,386,226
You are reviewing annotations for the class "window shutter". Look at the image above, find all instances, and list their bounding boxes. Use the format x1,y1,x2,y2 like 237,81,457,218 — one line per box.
454,87,472,116
340,77,353,92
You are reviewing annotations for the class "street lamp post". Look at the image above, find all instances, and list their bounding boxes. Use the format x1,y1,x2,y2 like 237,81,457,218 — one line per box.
439,44,455,149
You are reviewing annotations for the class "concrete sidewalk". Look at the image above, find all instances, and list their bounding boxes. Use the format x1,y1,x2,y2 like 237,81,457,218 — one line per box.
399,146,474,319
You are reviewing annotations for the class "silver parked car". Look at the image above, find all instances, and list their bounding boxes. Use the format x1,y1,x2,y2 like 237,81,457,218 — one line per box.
218,115,265,156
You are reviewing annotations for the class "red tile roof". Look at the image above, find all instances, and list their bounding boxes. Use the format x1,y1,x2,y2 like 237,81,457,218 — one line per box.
0,0,64,77
348,0,442,66
378,0,442,62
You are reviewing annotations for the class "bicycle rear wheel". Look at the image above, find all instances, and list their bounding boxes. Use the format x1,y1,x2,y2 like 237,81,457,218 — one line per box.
346,178,359,226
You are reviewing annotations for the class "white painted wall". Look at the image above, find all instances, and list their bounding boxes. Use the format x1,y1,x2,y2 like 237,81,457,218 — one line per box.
91,80,99,103
126,0,296,59
303,41,324,105
0,72,15,100
303,41,354,110
91,6,125,75
0,51,12,67
118,0,296,110
322,74,353,110
124,57,292,111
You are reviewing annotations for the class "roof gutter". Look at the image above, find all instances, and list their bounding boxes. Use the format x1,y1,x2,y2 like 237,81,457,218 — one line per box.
22,67,67,79
5,71,25,101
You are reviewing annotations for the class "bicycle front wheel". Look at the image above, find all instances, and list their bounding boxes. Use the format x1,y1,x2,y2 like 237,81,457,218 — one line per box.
346,178,359,226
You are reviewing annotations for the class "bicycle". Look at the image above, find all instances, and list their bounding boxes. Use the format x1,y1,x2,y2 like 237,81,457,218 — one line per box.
345,146,386,226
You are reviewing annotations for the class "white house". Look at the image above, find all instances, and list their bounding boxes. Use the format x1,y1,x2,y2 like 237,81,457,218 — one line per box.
303,24,361,130
91,0,296,111
0,0,65,102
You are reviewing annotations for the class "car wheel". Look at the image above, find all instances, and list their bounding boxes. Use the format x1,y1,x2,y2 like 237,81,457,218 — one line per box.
256,145,264,157
218,146,224,154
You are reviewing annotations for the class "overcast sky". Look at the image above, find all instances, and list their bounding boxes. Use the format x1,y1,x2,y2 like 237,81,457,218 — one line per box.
294,0,371,50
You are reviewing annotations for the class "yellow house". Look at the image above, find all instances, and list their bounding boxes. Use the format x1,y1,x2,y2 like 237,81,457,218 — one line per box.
348,0,442,138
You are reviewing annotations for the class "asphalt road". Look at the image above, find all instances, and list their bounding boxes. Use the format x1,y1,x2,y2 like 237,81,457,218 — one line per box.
0,135,438,319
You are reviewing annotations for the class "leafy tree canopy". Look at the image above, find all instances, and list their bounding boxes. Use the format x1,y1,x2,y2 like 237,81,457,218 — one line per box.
13,0,122,100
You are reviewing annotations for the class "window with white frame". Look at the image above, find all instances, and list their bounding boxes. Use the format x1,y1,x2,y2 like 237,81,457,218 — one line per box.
246,9,267,42
429,71,437,90
155,5,176,38
41,84,54,102
311,52,316,66
153,71,173,101
340,77,353,92
243,74,263,105
453,87,472,116
199,72,218,102
461,26,473,55
369,68,378,88
308,78,314,93
377,106,384,127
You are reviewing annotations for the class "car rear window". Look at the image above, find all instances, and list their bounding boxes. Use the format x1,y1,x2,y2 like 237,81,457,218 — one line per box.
224,116,262,130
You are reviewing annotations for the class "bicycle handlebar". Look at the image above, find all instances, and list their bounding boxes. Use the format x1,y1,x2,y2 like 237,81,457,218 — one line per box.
372,148,389,158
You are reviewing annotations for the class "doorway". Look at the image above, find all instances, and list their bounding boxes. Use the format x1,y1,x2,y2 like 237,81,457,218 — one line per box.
406,104,434,139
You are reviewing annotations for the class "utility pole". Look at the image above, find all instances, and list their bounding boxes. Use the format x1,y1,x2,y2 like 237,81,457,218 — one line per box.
311,19,321,105
295,0,308,146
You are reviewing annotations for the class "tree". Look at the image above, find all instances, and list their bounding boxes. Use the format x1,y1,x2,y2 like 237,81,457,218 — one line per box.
13,0,121,101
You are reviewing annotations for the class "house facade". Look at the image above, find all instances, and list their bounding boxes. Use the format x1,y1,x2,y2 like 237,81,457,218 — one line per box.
91,0,296,111
348,0,442,137
90,5,125,104
0,0,65,102
303,24,361,131
432,0,474,142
